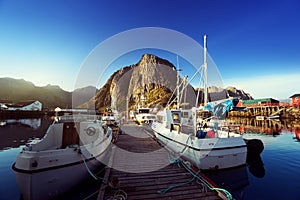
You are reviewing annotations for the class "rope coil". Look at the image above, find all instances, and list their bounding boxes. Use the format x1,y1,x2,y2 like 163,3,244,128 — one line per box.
105,189,127,200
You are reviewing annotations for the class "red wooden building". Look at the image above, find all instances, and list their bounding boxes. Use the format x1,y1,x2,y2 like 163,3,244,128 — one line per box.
289,94,300,107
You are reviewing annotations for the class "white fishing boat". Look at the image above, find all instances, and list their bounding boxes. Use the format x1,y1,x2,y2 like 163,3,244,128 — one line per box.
152,109,247,170
151,35,247,170
12,116,112,200
102,112,119,126
134,107,156,125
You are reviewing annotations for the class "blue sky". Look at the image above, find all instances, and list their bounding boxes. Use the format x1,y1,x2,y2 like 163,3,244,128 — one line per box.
0,0,299,100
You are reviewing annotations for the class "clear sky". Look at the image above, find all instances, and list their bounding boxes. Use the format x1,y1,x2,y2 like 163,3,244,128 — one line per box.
0,0,299,100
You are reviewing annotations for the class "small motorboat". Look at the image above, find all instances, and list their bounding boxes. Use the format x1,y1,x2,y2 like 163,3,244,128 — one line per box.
12,116,112,200
134,107,156,125
101,112,121,142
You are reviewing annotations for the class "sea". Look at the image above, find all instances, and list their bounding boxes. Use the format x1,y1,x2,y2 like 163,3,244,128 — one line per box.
0,116,300,200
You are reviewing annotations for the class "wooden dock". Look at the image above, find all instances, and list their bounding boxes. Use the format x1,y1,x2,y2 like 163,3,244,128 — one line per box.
97,123,225,200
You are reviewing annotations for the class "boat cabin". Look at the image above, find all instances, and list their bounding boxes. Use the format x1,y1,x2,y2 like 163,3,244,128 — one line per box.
28,121,103,151
160,109,194,134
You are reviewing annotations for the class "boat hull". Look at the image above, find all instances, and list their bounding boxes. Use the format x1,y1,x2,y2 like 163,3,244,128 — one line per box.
152,123,247,170
13,145,111,200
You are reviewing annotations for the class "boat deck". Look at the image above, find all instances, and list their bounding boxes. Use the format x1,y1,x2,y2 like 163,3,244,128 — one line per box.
97,123,225,200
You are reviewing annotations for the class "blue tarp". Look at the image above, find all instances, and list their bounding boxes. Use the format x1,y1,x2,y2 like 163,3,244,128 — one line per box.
204,99,234,119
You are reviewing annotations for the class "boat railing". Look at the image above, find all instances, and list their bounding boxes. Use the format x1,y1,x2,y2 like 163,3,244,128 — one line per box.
56,114,99,122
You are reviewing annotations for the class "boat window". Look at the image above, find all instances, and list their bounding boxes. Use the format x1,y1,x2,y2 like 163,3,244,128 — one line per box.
138,109,150,114
182,111,189,118
172,113,180,123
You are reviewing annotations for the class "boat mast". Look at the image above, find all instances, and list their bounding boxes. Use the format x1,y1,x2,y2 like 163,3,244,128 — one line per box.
176,55,182,109
203,34,208,106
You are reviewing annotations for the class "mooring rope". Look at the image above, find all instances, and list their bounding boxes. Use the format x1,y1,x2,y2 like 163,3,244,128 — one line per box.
80,148,128,200
80,150,105,181
158,176,196,194
160,134,233,200
159,153,196,194
180,160,233,200
82,189,100,200
105,189,128,200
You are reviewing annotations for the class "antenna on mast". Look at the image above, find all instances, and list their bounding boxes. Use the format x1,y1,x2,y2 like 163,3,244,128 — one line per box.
203,34,208,105
176,55,182,109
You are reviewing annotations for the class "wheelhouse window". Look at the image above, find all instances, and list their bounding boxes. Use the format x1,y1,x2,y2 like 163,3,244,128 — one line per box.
172,112,181,123
138,108,150,114
181,111,189,118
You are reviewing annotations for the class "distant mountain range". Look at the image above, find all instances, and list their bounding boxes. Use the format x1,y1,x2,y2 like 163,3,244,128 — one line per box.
0,54,252,111
0,78,97,109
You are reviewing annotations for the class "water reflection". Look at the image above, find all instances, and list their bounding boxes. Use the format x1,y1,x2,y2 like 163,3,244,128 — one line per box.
292,127,300,142
203,146,265,200
0,117,52,150
203,166,250,200
227,117,300,138
0,118,41,129
247,151,265,178
226,117,284,135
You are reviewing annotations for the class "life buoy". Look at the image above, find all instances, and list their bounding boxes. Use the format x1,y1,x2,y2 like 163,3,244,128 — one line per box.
86,126,96,136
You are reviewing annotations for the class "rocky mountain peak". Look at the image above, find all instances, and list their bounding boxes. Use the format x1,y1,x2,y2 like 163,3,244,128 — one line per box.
94,53,193,110
91,54,253,111
226,86,253,100
137,54,176,70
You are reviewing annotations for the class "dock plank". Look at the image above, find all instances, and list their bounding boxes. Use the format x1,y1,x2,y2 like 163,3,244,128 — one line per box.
98,123,223,200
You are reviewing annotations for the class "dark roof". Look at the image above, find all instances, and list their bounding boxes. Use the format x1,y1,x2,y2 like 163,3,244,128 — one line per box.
289,94,300,98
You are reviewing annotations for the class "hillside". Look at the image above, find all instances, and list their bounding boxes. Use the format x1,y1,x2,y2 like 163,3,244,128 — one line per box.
0,78,97,109
72,86,99,108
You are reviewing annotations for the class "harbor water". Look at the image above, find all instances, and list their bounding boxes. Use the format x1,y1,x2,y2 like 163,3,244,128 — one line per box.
1,116,300,200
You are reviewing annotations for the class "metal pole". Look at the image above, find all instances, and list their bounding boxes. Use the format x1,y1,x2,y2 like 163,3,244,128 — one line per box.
126,96,128,124
203,34,208,105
